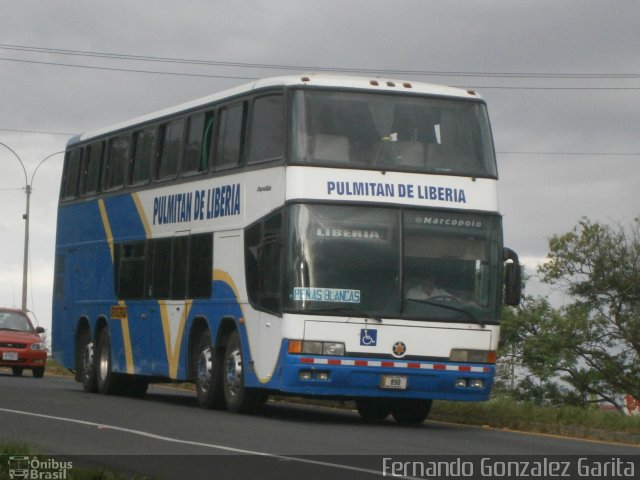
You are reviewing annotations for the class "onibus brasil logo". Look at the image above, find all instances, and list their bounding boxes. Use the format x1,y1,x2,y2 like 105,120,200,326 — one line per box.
8,456,72,479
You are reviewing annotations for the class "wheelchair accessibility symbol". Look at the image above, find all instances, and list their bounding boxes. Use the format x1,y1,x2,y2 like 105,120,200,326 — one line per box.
360,328,377,346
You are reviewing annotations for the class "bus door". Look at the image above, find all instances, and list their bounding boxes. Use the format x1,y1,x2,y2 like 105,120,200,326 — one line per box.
147,231,189,378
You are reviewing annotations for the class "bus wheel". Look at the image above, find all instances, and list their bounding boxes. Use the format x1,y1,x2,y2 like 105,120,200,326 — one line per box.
11,367,23,377
391,399,432,425
96,328,123,395
194,330,225,409
356,398,391,422
80,333,98,393
123,376,149,397
222,331,267,413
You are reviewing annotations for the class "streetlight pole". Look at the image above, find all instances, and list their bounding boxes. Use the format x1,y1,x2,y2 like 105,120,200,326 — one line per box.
0,142,64,311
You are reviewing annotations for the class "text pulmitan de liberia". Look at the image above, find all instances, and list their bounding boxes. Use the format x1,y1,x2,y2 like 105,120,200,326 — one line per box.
152,183,241,225
326,181,467,203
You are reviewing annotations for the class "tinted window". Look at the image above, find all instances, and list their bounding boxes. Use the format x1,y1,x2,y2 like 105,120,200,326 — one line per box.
172,236,188,299
104,135,129,190
116,242,146,299
149,238,172,298
248,95,284,164
83,142,103,195
183,113,212,175
188,233,213,298
158,119,184,180
131,126,156,185
62,149,82,199
215,103,245,169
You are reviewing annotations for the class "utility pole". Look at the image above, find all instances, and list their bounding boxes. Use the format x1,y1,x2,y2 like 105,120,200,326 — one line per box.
1,142,64,311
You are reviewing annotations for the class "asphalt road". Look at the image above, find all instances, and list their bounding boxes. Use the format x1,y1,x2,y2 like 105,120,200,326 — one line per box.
0,371,638,479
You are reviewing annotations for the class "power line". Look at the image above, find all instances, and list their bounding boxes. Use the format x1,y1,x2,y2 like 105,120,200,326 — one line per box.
498,151,640,156
2,43,640,90
0,127,76,136
2,43,639,79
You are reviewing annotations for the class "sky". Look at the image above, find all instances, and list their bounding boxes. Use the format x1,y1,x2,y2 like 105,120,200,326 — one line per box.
1,0,639,333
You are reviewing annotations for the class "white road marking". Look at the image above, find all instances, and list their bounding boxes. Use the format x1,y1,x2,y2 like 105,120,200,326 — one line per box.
0,407,417,479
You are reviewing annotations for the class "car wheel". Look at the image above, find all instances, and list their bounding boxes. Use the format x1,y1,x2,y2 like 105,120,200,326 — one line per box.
96,328,124,395
79,331,98,393
193,329,225,409
12,367,23,377
222,331,267,413
32,367,45,378
356,398,391,422
391,399,432,425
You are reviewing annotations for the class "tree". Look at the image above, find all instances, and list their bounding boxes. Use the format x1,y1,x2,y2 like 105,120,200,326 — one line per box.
534,217,640,409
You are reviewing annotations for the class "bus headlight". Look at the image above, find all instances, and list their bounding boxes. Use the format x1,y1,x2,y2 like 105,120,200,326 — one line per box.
449,349,496,364
288,340,346,356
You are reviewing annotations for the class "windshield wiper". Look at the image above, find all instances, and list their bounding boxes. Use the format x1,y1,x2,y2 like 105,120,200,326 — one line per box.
308,306,382,322
407,298,485,328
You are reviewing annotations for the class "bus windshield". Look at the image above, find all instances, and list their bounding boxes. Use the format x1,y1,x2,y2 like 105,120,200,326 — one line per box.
290,89,497,178
285,204,502,324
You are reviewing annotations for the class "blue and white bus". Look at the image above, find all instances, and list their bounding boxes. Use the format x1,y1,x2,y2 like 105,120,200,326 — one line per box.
52,75,520,424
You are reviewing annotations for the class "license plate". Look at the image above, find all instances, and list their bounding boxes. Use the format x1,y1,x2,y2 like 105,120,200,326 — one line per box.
2,352,19,361
380,374,407,390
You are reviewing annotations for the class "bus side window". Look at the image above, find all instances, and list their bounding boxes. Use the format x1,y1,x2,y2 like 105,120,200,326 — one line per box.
131,126,156,185
247,95,284,164
182,112,212,176
115,241,146,299
157,119,184,180
214,102,246,170
61,148,82,200
147,238,172,299
103,134,130,191
187,233,212,298
245,210,282,314
82,142,103,196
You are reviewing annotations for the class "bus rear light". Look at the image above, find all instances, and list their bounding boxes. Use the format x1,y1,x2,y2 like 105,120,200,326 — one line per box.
449,349,496,364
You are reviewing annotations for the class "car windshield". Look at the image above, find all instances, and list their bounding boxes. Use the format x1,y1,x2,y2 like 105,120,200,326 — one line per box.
290,89,497,178
0,311,33,332
285,204,502,324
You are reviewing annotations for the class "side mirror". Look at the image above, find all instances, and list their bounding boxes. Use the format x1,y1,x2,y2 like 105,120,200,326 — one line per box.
36,326,45,334
503,247,522,306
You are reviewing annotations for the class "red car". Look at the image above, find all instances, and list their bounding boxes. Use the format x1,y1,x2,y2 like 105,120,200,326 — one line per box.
0,308,47,378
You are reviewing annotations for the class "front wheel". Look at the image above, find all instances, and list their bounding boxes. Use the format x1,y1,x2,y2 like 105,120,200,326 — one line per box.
356,398,391,422
222,331,267,413
11,367,23,377
391,399,432,425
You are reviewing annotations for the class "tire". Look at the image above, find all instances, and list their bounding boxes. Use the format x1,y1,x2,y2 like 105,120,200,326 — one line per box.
32,367,45,378
96,328,124,395
391,399,432,425
193,329,225,409
222,331,267,413
80,333,99,393
120,375,149,397
11,367,23,377
356,398,391,422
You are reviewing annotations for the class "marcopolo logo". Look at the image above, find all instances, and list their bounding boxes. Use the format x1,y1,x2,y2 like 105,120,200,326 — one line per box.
8,456,72,479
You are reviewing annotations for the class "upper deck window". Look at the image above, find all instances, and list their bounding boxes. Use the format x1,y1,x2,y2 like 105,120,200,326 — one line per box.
247,95,284,164
103,134,130,191
215,102,246,170
157,119,184,180
290,89,497,178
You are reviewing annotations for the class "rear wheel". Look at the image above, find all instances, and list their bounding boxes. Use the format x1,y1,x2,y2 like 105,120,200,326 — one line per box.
96,328,124,395
222,331,267,413
123,376,149,397
11,367,23,377
356,398,391,422
391,399,432,425
80,332,98,393
32,367,45,378
193,329,225,409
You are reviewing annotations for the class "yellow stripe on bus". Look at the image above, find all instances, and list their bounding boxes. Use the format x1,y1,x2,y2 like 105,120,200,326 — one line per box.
97,199,114,262
159,300,193,379
131,192,152,239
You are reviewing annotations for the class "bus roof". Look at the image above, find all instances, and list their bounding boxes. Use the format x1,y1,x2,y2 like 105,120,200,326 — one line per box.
69,74,483,146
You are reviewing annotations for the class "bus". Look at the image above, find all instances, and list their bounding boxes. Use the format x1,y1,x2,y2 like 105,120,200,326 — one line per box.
52,74,521,424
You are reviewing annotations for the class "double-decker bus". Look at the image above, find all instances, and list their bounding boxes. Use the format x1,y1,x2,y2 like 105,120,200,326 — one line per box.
52,75,521,424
